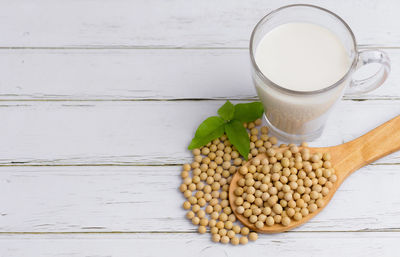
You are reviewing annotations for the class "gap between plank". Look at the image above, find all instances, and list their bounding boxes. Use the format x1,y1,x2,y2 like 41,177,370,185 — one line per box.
0,98,399,102
0,229,399,235
0,162,397,167
0,45,398,50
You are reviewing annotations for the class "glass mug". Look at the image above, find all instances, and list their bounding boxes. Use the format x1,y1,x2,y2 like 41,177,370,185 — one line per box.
250,4,391,142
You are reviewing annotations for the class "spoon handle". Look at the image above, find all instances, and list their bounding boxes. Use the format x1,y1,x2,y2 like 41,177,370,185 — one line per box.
336,115,400,177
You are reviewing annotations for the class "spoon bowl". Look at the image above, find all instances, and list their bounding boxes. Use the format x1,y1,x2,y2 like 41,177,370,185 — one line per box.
229,115,400,233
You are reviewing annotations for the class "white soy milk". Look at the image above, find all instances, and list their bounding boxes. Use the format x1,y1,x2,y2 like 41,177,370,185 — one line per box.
255,22,350,91
253,22,352,139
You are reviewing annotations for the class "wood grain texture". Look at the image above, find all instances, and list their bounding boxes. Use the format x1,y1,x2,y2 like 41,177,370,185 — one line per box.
0,165,399,232
0,48,398,101
0,0,399,48
0,0,399,255
0,232,400,257
0,100,399,166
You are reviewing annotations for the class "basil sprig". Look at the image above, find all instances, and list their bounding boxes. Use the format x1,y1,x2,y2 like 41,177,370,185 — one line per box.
188,101,264,160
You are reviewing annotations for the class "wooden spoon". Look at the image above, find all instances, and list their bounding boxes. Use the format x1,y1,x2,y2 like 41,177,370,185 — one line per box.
229,115,400,233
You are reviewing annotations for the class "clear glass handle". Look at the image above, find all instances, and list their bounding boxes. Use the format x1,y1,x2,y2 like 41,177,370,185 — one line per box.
345,49,391,95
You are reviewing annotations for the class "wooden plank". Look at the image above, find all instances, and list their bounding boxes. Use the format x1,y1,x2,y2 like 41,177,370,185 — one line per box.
0,0,399,48
0,100,399,166
0,232,399,257
0,165,399,232
0,48,398,101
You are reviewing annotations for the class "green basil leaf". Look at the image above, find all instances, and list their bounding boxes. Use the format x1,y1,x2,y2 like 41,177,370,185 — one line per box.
217,100,235,121
188,126,224,150
225,120,250,160
188,116,225,149
233,102,264,123
193,116,225,138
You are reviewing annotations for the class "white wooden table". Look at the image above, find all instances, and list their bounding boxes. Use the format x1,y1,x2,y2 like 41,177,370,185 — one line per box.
1,0,400,256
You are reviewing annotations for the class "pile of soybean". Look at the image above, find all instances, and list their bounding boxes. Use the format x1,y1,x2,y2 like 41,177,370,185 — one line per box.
180,119,336,245
233,143,337,229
